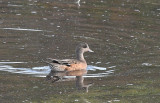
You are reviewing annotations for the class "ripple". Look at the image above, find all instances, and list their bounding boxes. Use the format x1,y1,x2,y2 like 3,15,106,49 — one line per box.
31,11,37,14
7,4,23,7
0,62,27,64
142,63,152,66
73,35,99,40
0,28,52,32
0,62,114,78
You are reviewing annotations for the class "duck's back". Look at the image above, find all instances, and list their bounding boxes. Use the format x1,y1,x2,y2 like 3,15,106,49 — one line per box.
48,59,87,71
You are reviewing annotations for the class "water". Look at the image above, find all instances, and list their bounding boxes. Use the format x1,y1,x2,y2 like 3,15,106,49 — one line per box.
0,0,160,102
0,62,114,77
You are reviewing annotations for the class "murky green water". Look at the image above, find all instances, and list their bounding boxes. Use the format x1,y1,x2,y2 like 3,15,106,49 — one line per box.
0,0,160,102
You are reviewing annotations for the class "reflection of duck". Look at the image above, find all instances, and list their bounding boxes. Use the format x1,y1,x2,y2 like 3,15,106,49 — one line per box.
76,0,81,6
76,76,93,93
46,70,93,92
46,69,87,82
45,43,93,72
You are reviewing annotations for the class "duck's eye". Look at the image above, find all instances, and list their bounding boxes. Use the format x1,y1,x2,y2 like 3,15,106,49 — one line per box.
83,44,87,48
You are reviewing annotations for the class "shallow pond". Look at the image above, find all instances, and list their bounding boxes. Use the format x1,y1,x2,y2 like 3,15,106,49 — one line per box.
0,0,160,102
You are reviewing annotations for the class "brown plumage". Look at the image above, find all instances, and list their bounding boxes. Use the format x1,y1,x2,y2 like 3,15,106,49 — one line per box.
45,43,93,71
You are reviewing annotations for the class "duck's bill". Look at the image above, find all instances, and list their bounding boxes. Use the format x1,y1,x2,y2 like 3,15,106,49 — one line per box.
88,49,94,52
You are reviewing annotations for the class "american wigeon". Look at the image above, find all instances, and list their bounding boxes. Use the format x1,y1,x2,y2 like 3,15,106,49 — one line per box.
45,43,93,72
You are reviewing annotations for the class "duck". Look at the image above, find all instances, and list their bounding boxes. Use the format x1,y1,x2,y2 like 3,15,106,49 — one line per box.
45,43,93,72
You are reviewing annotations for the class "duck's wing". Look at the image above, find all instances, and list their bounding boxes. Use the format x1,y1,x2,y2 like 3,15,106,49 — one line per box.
45,58,86,71
46,58,78,67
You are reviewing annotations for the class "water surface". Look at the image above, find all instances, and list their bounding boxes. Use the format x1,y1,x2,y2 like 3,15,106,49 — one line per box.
0,0,160,102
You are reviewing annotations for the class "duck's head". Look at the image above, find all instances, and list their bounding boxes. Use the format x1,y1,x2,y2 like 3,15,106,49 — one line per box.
76,43,94,53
